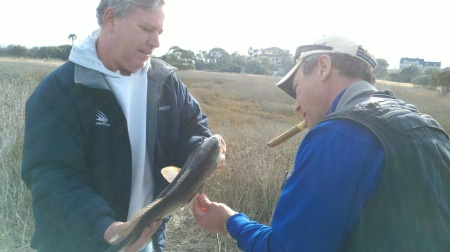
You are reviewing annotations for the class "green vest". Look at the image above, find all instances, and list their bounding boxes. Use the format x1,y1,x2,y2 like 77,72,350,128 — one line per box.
325,89,450,251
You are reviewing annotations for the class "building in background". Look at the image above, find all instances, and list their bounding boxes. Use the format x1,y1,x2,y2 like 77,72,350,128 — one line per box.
258,47,283,75
400,57,441,69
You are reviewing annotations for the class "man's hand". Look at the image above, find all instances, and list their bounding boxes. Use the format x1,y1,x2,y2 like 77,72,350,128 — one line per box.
104,220,162,252
191,194,236,233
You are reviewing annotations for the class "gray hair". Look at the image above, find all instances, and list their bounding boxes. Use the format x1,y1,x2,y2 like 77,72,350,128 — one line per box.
96,0,165,26
300,52,376,85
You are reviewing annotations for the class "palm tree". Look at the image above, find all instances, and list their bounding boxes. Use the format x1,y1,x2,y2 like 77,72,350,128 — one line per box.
68,34,77,46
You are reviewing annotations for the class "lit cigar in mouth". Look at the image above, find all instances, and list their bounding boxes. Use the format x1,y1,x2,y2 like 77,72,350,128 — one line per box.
267,121,308,147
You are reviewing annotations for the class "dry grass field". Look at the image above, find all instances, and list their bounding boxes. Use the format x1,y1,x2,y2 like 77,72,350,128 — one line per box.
1,58,449,251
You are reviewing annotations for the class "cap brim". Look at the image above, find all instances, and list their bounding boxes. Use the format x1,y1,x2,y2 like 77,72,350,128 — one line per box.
276,60,301,99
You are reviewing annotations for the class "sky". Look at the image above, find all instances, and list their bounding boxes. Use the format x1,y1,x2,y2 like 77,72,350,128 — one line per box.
1,0,449,69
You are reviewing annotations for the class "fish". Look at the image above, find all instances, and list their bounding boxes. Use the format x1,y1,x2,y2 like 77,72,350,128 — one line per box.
105,134,226,252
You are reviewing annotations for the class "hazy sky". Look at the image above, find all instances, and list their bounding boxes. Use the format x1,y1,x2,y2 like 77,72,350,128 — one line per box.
1,0,449,69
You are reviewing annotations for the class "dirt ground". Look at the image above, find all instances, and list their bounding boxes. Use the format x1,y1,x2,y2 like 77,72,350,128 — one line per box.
165,207,240,252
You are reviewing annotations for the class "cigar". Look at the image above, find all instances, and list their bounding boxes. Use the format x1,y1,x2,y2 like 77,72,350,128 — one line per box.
267,121,308,147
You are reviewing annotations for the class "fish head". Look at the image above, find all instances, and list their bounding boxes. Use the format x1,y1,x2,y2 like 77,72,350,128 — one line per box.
187,134,226,182
195,134,226,170
164,134,226,186
213,134,226,169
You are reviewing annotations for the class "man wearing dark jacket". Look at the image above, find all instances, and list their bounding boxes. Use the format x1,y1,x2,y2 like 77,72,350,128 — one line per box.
21,0,211,251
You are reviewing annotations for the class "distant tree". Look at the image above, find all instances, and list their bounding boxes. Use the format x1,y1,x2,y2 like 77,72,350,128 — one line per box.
244,57,272,75
68,34,77,46
413,68,442,90
246,58,264,74
0,46,7,56
33,45,71,60
54,45,72,60
431,70,450,95
6,44,28,57
229,52,248,73
207,48,231,71
260,57,275,75
36,46,53,59
388,70,401,82
195,50,207,62
207,48,230,63
277,49,295,76
194,50,208,70
28,46,40,58
399,65,422,83
423,67,441,76
161,46,195,70
374,58,389,79
412,75,434,89
247,47,259,59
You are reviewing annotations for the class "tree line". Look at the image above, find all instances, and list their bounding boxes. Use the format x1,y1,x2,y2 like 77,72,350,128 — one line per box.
159,46,295,76
374,58,450,95
0,44,72,61
1,43,449,95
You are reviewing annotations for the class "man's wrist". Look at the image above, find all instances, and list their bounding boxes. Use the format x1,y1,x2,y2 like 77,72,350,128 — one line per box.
223,211,238,240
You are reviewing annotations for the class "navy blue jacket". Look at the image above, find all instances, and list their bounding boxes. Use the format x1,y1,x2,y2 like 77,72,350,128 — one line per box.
21,59,211,251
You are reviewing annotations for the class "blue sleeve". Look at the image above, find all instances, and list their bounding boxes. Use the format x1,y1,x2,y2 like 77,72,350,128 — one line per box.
227,120,384,251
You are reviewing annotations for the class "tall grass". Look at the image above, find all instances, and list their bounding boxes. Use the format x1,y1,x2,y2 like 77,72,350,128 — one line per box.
1,60,449,251
0,60,57,251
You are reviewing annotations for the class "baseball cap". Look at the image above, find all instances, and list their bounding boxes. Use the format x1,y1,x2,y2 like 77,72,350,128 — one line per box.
276,35,377,98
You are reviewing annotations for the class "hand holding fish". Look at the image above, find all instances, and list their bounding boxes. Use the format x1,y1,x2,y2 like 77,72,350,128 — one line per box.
105,135,226,251
104,220,162,252
192,194,237,233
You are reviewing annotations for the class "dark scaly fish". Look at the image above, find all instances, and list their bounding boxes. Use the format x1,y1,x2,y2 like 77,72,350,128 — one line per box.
106,134,226,252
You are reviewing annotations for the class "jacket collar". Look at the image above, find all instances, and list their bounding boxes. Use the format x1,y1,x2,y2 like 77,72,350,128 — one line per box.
335,80,378,112
73,58,177,91
74,64,111,90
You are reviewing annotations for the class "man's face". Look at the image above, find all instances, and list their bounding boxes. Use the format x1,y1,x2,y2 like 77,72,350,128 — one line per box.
292,60,330,128
108,5,164,75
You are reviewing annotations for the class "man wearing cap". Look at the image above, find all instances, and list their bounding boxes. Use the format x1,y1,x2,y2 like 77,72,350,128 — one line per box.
191,35,450,251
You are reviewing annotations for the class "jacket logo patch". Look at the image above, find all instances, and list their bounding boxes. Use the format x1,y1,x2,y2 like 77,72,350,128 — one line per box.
159,106,171,111
95,110,111,126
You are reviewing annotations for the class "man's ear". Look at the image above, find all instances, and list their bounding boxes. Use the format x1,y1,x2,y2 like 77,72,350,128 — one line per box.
103,8,115,32
318,54,332,81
